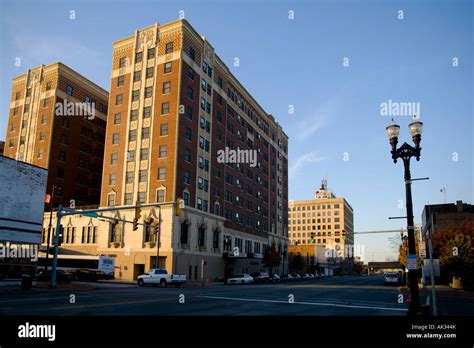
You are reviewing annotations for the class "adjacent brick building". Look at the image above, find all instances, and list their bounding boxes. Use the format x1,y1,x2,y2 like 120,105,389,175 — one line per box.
3,62,109,206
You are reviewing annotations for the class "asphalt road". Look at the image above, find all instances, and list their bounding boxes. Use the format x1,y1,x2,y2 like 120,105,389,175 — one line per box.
0,275,410,316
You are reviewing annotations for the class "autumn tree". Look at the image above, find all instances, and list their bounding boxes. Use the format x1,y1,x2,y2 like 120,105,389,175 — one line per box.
263,243,281,276
289,252,304,273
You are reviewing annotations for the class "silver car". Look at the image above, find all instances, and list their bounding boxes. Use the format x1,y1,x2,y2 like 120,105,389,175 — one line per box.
226,274,254,285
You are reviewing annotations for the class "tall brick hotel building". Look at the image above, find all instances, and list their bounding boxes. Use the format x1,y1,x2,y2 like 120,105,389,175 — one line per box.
3,63,108,207
32,19,289,281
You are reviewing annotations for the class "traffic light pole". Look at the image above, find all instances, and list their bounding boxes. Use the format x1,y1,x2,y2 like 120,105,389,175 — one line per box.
45,185,56,273
155,207,161,268
50,204,62,288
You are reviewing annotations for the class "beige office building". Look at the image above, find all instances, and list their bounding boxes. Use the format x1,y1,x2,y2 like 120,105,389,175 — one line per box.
288,180,354,258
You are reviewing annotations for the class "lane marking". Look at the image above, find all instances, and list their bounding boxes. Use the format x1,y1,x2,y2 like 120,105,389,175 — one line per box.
0,295,92,304
49,296,174,311
198,295,408,312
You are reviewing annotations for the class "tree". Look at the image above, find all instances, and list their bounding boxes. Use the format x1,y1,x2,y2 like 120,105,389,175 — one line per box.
263,243,281,276
289,252,304,273
430,221,474,289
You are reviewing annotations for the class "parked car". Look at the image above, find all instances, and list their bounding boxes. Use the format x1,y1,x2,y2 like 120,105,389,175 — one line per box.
251,271,270,284
307,273,315,279
291,273,302,281
314,273,321,279
35,269,73,283
269,274,281,283
280,274,292,282
384,272,400,285
226,274,254,285
318,273,326,278
72,269,114,282
137,268,186,287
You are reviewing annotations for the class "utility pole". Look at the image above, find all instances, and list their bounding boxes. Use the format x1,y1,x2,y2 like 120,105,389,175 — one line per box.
427,210,438,315
51,204,62,288
45,185,56,273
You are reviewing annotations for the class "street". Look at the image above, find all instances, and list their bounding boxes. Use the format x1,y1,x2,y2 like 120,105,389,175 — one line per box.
0,275,411,316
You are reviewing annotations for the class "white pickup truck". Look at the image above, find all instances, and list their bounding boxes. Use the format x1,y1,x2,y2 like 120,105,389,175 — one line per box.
137,268,186,288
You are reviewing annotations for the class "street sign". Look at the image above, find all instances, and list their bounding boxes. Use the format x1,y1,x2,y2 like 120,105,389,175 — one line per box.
82,211,98,218
406,255,417,270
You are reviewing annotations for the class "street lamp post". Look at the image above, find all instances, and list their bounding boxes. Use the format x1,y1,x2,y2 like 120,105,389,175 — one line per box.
386,118,423,316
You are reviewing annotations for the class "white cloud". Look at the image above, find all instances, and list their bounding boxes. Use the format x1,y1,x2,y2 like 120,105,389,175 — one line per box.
289,150,326,177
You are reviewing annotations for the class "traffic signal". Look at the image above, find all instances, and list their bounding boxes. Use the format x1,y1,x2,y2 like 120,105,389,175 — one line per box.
342,229,346,240
133,202,141,231
57,225,63,246
175,198,184,217
154,221,160,235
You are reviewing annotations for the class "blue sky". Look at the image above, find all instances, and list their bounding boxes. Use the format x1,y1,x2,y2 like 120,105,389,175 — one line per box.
1,0,472,261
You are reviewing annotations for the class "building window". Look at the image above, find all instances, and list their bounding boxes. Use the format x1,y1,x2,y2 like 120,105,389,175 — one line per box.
39,132,46,141
110,222,121,242
43,98,49,107
58,151,66,161
15,91,21,100
130,109,138,121
135,51,143,63
116,94,123,105
198,226,205,247
129,129,137,141
37,148,44,159
180,222,188,245
60,134,68,145
186,106,193,120
108,194,116,207
161,102,169,114
66,85,73,96
160,123,168,136
186,86,193,100
159,145,167,158
188,67,194,80
119,57,127,68
185,127,192,141
139,170,147,182
163,82,171,94
137,191,146,203
184,171,190,184
112,133,119,145
165,42,173,54
164,62,172,73
111,153,118,165
147,47,155,59
126,171,133,184
117,75,125,86
132,90,140,101
127,150,135,162
144,219,155,243
112,113,121,125
145,87,153,98
184,149,191,162
124,193,133,205
183,191,190,206
141,127,150,139
189,47,195,61
158,167,166,180
146,67,154,78
143,106,152,118
109,174,116,185
156,188,165,203
13,107,18,116
133,71,141,82
140,148,149,161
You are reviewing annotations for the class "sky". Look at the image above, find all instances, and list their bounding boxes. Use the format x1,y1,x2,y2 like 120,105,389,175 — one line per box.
1,0,472,262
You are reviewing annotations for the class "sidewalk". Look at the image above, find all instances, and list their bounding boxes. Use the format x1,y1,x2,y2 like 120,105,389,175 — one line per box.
421,285,474,315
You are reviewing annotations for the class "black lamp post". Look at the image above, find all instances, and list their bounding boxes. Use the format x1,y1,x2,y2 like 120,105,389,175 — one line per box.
386,118,423,316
